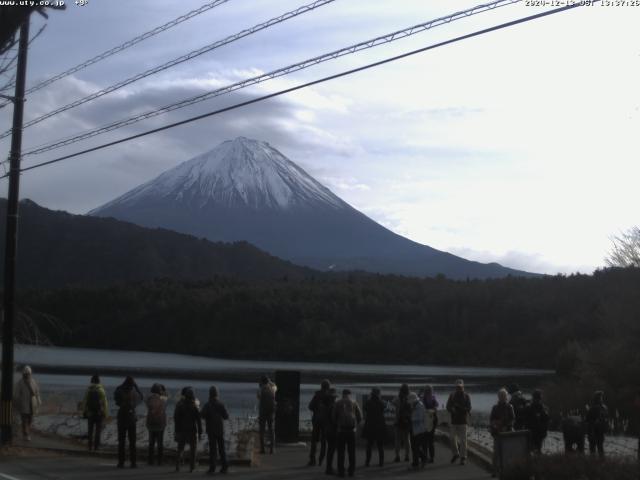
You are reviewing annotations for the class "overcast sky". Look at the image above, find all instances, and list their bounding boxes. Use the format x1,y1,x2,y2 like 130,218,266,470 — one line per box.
1,0,638,275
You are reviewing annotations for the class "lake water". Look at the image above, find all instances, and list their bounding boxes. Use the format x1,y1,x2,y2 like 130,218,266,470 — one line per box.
9,344,553,422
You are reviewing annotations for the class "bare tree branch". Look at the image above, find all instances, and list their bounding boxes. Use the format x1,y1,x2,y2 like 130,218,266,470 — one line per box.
605,226,640,268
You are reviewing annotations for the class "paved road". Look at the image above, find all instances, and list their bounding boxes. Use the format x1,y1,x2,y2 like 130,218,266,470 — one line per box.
0,441,492,480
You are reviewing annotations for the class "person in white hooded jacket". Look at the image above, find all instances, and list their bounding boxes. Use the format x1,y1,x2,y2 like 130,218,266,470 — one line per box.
13,365,41,441
408,392,427,468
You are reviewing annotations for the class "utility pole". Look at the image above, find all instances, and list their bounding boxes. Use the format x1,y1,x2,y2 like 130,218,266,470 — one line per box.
1,15,30,446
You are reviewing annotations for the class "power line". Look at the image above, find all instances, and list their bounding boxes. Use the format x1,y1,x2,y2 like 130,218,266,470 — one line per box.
18,0,524,157
1,0,232,107
0,2,590,180
0,0,337,139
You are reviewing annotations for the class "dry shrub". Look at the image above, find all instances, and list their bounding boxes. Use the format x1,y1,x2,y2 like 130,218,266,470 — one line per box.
503,454,639,480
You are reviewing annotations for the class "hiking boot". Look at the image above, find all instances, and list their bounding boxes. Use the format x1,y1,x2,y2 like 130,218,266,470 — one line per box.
220,466,228,474
450,454,459,464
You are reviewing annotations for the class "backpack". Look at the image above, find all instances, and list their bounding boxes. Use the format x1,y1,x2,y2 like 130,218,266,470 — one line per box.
86,388,102,416
146,394,166,427
397,399,412,428
260,384,276,416
337,400,356,430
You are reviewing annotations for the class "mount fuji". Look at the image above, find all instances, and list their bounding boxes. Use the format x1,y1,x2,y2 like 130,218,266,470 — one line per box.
90,137,532,279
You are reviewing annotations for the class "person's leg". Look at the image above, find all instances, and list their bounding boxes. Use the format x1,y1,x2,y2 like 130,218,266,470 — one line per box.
258,417,266,453
365,437,373,466
597,432,605,457
493,436,499,476
188,436,196,471
347,431,356,476
319,427,327,466
325,434,336,474
128,420,137,467
268,416,275,453
588,430,596,455
176,438,185,471
94,416,103,450
376,439,384,466
411,435,420,467
404,428,411,461
148,430,156,465
218,436,228,472
394,427,401,461
337,432,346,476
208,435,216,472
88,417,95,450
426,431,435,462
459,425,468,463
309,422,319,464
450,424,460,461
117,417,126,467
158,430,165,465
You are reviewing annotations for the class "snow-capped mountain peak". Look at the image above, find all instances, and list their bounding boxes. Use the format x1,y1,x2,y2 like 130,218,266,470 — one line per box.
95,137,346,211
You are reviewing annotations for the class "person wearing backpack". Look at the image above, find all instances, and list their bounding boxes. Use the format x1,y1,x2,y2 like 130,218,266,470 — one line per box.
114,376,143,468
524,389,549,454
362,387,386,468
257,375,277,454
13,365,41,442
145,383,168,465
81,374,108,451
333,389,362,478
324,388,339,475
423,385,439,464
308,379,331,467
393,383,412,462
174,387,203,472
586,390,608,457
201,386,230,474
446,379,471,465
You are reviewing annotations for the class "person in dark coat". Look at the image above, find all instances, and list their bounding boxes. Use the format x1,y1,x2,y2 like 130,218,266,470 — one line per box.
114,376,143,468
393,383,411,462
585,390,608,457
562,411,586,453
257,375,277,454
446,379,471,465
333,389,362,478
81,374,109,451
362,387,386,467
174,387,203,472
423,385,439,463
324,388,338,475
524,389,549,454
308,379,331,466
145,383,168,465
201,386,229,474
490,388,515,478
508,384,529,431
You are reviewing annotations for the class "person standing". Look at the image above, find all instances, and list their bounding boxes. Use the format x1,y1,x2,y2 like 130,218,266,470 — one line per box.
634,390,640,461
585,390,608,457
145,383,168,465
201,386,230,474
333,389,362,478
114,376,143,468
324,387,339,476
393,383,412,462
174,387,203,472
490,388,515,478
308,379,331,466
524,389,549,454
446,379,471,465
81,374,108,451
423,385,439,464
13,365,41,442
257,375,277,454
409,392,427,469
362,387,386,467
508,384,529,431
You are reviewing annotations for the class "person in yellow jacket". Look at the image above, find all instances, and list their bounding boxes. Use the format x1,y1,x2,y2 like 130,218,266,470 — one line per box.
81,374,109,450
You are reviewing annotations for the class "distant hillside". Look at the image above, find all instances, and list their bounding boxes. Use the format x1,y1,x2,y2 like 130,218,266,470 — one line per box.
0,199,314,288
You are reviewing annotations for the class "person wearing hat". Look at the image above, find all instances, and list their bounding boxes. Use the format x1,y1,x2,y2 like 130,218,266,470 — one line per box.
145,383,168,465
409,392,428,469
13,365,41,441
81,374,109,451
585,390,608,457
257,375,277,454
524,389,549,454
333,389,362,477
174,387,203,472
308,379,332,467
362,387,386,468
446,379,471,465
201,385,230,474
114,376,143,468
